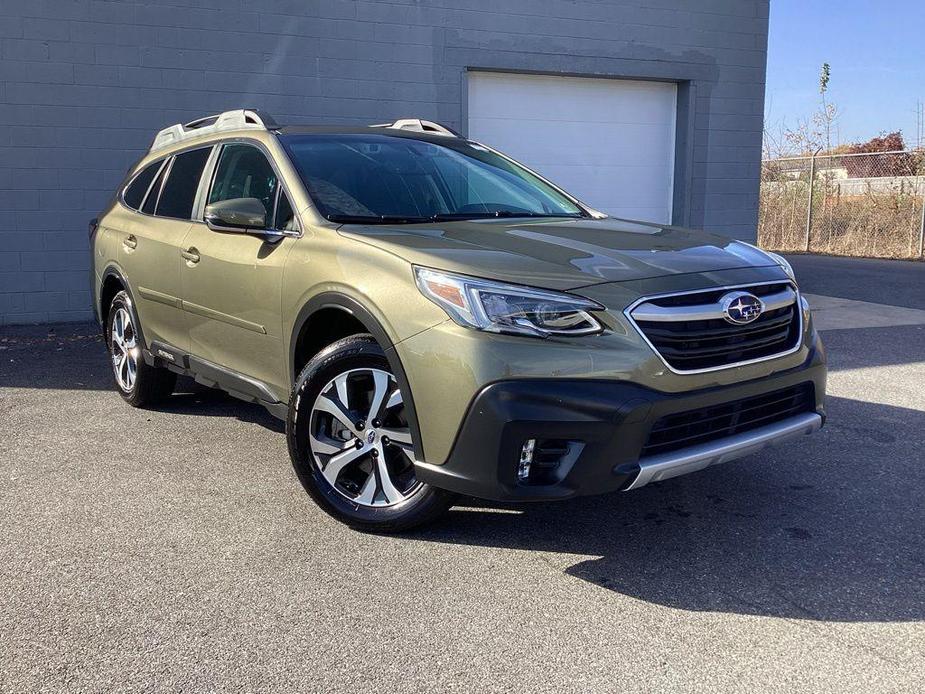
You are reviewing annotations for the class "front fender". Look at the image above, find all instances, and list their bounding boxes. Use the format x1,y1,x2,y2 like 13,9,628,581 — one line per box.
288,292,428,462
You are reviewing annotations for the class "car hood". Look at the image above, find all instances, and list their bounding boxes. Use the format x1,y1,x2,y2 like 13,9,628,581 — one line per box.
337,216,779,291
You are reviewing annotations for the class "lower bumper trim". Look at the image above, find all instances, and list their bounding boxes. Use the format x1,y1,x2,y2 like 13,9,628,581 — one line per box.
623,412,823,491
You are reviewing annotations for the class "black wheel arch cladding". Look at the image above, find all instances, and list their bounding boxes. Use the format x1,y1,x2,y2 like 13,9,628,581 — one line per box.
101,267,148,353
289,292,426,462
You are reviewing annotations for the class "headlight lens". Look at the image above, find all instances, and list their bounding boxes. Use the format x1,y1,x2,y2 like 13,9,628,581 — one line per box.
414,267,603,337
765,251,796,282
740,242,797,283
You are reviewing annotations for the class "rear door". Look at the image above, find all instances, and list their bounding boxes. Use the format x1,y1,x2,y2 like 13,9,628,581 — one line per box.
180,141,299,396
119,148,212,351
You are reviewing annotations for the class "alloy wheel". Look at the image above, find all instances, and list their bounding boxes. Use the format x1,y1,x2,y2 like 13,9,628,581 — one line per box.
110,306,138,392
309,368,421,507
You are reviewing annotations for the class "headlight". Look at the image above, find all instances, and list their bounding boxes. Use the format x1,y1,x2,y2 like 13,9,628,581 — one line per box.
414,267,603,338
740,242,797,283
765,251,796,282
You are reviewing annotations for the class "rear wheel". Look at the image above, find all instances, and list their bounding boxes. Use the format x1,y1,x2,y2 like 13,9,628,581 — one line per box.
106,290,176,407
287,334,455,532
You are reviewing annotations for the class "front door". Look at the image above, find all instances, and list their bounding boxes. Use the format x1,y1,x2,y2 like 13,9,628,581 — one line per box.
180,142,299,397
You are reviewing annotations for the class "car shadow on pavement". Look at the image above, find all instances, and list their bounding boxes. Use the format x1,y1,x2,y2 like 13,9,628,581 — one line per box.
414,394,925,624
147,381,286,433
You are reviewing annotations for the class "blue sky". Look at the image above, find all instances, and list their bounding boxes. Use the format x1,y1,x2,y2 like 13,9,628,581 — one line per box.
765,1,925,148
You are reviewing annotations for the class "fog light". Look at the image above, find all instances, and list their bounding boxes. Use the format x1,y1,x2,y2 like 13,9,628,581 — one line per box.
518,439,536,482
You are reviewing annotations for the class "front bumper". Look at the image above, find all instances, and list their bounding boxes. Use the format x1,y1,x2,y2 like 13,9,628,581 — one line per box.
413,343,826,501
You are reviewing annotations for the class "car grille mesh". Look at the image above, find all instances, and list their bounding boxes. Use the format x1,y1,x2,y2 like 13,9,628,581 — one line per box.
641,383,815,458
630,282,801,371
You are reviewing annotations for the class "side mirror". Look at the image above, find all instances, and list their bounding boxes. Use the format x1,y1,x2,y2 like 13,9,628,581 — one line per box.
204,198,268,231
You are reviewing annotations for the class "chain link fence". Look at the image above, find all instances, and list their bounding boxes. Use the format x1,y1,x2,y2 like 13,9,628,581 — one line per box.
759,150,925,259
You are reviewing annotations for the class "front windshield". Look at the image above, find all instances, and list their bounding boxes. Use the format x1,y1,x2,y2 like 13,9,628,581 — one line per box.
280,133,585,223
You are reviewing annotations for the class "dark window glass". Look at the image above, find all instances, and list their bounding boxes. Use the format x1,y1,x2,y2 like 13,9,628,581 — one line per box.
279,133,583,223
274,190,297,231
123,161,161,210
156,147,211,220
141,162,168,215
208,144,278,223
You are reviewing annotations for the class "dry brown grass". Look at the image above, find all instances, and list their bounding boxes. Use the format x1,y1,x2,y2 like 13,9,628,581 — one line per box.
759,183,924,260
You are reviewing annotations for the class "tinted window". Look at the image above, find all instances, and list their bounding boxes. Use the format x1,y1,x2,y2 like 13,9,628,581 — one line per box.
123,161,161,210
280,134,583,222
208,144,278,221
156,147,211,220
141,162,168,215
274,190,297,231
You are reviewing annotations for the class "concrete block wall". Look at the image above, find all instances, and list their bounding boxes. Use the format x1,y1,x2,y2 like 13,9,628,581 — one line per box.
0,0,769,325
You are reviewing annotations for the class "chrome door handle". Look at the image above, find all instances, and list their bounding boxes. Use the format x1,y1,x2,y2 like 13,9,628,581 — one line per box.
123,235,137,249
180,248,200,263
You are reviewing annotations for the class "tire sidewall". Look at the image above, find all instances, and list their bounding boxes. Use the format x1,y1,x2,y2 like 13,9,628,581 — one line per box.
106,291,138,400
287,335,450,531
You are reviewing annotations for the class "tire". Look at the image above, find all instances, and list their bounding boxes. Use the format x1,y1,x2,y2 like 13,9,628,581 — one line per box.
287,334,455,532
106,290,176,407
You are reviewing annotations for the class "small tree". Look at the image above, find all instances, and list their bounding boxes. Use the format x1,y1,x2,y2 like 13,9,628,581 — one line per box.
844,132,915,177
783,62,840,155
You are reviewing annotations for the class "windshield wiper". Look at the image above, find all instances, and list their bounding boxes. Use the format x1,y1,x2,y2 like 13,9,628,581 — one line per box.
429,211,582,221
327,211,584,225
326,214,432,224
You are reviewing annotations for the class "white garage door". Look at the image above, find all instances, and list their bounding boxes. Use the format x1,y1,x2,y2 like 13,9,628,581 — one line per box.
467,71,677,224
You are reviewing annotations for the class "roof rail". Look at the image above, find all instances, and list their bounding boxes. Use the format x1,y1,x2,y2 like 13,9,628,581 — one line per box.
150,109,278,153
370,118,462,138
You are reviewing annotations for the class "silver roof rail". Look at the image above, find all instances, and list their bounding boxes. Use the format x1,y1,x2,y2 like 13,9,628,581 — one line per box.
150,109,278,153
370,118,462,138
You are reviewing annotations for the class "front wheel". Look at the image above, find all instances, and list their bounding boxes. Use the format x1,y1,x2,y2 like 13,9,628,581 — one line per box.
287,334,455,532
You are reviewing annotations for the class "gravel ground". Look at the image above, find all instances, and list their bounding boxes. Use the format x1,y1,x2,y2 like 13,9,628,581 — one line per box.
1,255,923,692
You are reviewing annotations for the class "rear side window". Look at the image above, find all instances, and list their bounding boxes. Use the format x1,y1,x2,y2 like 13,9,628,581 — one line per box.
156,147,212,220
141,162,168,215
208,144,279,218
123,161,161,211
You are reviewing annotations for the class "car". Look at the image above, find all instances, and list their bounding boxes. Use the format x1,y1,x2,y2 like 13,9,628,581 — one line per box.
90,109,826,532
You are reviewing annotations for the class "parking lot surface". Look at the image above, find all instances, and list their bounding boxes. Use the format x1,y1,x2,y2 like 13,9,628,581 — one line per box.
2,254,923,692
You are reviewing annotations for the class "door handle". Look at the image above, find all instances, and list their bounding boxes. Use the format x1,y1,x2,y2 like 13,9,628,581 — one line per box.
180,247,200,264
123,235,137,250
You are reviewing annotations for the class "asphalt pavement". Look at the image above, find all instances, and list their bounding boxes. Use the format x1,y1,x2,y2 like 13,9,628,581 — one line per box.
1,254,923,692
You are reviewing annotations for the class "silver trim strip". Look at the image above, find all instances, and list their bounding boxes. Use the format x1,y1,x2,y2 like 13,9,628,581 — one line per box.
623,280,804,375
632,286,796,322
624,412,822,491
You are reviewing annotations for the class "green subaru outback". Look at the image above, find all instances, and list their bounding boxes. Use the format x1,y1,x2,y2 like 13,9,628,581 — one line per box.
91,109,826,531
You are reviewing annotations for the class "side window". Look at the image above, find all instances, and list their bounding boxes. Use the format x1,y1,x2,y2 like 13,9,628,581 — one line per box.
141,161,168,215
208,144,278,223
123,161,161,211
274,190,297,231
155,147,212,220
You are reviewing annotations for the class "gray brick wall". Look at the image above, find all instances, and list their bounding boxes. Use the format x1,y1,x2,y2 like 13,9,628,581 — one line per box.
0,0,769,325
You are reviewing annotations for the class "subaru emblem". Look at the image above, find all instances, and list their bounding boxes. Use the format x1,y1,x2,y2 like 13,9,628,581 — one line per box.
721,291,764,325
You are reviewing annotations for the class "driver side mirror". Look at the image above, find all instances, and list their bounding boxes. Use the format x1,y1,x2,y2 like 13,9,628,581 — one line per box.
204,197,268,231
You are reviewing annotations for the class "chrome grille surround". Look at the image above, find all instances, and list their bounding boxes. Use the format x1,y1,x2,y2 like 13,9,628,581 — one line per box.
624,281,804,375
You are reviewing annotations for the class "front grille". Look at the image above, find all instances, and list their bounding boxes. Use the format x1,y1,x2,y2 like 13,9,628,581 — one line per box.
642,383,815,458
630,282,801,371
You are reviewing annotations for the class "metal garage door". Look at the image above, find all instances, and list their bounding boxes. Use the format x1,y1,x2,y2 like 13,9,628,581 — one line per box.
467,71,678,224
